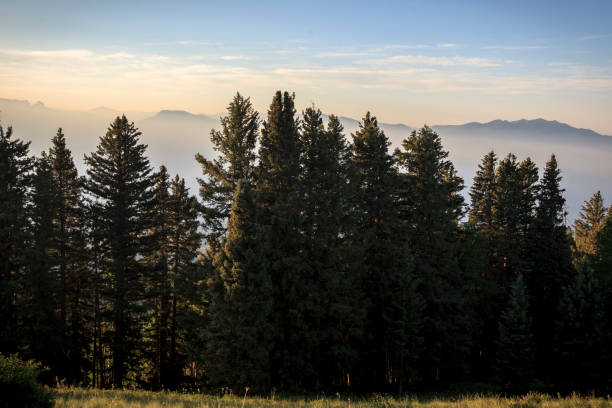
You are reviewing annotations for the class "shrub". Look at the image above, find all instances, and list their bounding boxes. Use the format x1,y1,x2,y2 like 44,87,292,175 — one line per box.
0,354,54,408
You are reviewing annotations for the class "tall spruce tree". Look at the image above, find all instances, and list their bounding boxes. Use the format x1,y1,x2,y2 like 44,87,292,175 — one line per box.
491,154,538,280
84,115,156,387
206,180,273,391
145,166,172,389
396,125,469,383
594,212,612,285
0,125,34,355
491,154,522,276
527,155,574,380
83,195,109,388
573,191,607,259
299,109,363,387
494,273,534,391
593,211,612,373
255,91,303,387
469,151,497,233
468,151,503,380
22,154,65,382
350,112,415,388
553,262,607,391
166,174,202,387
517,157,539,235
196,92,259,243
46,129,90,383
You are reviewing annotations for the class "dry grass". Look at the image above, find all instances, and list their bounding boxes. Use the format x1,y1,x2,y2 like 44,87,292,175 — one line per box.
53,388,612,408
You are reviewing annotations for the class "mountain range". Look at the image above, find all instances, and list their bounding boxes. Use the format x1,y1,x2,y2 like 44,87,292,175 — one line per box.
1,97,610,223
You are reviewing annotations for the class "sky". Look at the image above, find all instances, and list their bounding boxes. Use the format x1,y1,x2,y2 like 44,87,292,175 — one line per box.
1,0,611,134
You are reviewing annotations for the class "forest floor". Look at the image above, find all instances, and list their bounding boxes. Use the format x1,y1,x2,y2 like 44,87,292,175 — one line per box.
53,388,612,408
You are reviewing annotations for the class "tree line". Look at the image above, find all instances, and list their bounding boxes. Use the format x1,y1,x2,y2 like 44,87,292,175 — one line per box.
1,91,611,393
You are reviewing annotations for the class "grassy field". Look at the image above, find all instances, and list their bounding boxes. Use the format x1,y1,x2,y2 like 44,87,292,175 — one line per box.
52,388,612,408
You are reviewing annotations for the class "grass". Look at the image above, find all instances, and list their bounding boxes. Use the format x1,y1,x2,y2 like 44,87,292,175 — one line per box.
52,388,612,408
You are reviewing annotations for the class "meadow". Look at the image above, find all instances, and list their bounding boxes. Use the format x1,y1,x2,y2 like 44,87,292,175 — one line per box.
53,388,612,408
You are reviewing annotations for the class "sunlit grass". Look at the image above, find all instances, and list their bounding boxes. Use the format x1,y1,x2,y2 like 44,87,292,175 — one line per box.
52,388,612,408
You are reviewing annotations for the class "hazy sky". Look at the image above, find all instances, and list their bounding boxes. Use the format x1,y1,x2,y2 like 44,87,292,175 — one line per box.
1,0,611,134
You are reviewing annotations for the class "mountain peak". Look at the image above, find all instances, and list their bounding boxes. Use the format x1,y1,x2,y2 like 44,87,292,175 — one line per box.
156,109,205,118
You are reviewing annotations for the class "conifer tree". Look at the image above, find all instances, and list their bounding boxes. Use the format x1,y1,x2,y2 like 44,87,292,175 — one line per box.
22,155,65,381
206,180,273,390
196,93,259,243
495,273,534,390
593,212,612,365
350,112,414,388
469,151,497,233
299,109,363,387
145,165,172,389
0,125,34,354
573,191,607,259
165,174,202,387
527,155,574,378
553,262,607,390
383,267,424,393
46,129,90,383
396,125,469,383
487,154,539,292
468,151,503,379
594,212,612,285
84,115,156,387
517,157,539,235
255,91,303,387
83,196,109,388
491,153,521,260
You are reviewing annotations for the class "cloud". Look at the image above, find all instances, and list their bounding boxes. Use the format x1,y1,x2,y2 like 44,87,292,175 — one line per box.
1,47,611,114
0,48,95,59
578,34,608,41
359,55,502,67
315,52,379,58
143,40,211,46
437,43,458,48
219,55,252,61
483,45,548,50
383,44,430,49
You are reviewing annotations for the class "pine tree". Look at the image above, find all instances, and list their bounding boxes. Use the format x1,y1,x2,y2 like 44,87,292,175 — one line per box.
46,129,90,383
255,91,303,387
350,112,414,388
553,262,607,391
196,92,259,243
491,154,538,280
0,125,34,354
206,180,273,391
383,266,424,393
517,157,539,235
468,151,503,380
396,125,469,383
469,151,497,233
594,212,612,285
573,191,607,259
165,174,202,388
299,109,363,387
527,154,574,380
593,212,612,373
145,165,172,389
84,115,156,387
83,196,109,388
495,273,534,391
22,155,65,382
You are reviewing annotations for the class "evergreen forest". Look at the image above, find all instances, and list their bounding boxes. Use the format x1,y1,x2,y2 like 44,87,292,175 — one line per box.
2,91,612,394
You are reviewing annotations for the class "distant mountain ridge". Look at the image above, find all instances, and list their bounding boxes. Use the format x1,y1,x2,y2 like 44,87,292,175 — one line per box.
1,97,611,223
146,110,213,121
2,98,609,139
432,118,609,140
